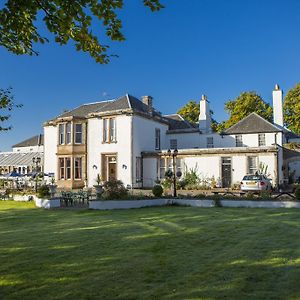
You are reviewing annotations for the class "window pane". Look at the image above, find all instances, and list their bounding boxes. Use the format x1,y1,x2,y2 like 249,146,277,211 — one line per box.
170,139,177,149
74,157,82,179
103,119,108,142
207,137,214,148
155,129,161,150
136,157,142,182
110,118,116,142
248,157,258,174
235,135,243,147
75,124,82,144
59,158,65,179
59,124,65,145
258,133,266,146
66,158,71,179
66,122,72,144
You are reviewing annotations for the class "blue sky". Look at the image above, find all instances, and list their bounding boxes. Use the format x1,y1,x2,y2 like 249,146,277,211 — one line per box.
1,0,300,151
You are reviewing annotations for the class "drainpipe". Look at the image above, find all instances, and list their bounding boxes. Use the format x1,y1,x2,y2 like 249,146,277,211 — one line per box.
85,121,88,188
130,116,134,188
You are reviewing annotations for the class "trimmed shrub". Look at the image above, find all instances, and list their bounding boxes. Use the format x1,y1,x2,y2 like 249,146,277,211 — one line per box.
295,187,300,200
152,185,163,197
101,180,128,200
195,193,206,199
37,185,50,199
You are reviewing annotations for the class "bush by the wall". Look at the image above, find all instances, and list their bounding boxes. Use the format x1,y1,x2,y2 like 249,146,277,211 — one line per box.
101,180,128,200
295,187,300,200
37,185,50,199
152,185,163,197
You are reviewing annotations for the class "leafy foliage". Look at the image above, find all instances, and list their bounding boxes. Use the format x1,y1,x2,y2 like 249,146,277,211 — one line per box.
152,185,163,197
37,185,50,199
0,0,164,64
101,179,128,200
223,92,273,129
177,100,199,124
0,87,21,131
283,83,300,135
295,187,300,200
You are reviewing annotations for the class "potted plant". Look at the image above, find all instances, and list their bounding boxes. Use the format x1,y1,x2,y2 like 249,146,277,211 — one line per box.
49,177,57,199
94,174,104,199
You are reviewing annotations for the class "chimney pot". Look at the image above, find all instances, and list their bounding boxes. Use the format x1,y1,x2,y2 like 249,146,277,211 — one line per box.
141,95,153,107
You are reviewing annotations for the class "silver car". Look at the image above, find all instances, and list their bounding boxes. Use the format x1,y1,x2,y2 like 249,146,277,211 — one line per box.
240,174,272,192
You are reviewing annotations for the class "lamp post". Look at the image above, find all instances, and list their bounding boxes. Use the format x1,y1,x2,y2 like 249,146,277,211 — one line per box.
167,148,178,197
32,157,41,193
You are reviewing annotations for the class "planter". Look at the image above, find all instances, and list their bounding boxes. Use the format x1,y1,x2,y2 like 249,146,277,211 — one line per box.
35,198,60,209
93,185,103,199
49,185,57,198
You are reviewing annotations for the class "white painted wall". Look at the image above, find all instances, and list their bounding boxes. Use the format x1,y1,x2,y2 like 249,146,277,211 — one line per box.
132,115,168,187
87,115,132,187
289,160,300,181
143,157,157,187
143,152,277,188
44,125,57,177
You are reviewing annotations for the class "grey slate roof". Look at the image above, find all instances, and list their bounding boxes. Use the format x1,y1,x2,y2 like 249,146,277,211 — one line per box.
224,113,282,134
0,152,43,166
12,135,44,148
56,95,150,119
49,94,194,131
163,114,197,131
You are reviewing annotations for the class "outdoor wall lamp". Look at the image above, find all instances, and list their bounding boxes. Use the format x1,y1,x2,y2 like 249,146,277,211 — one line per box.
122,164,127,169
92,164,98,170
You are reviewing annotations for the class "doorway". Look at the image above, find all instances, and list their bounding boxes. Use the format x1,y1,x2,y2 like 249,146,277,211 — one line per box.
221,157,232,188
102,154,117,181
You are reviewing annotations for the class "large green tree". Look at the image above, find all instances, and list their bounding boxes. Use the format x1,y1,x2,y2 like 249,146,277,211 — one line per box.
0,0,163,130
284,83,300,135
0,0,164,64
0,88,21,131
223,91,273,129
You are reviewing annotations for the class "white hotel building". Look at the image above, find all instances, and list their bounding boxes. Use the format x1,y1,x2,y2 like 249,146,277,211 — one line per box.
44,85,300,189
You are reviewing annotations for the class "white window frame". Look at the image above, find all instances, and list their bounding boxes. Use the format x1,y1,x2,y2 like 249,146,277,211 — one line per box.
74,157,82,180
248,156,258,174
155,128,161,150
235,135,243,147
59,124,65,145
170,139,177,150
258,133,266,147
103,118,117,143
75,123,83,144
136,157,142,182
207,137,214,148
66,122,72,144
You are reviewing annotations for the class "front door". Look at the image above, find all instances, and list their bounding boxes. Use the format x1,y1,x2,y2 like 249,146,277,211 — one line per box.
221,157,232,188
102,154,117,181
108,158,117,180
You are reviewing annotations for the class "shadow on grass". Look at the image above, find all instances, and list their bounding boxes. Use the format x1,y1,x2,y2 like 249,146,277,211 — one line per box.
0,203,300,299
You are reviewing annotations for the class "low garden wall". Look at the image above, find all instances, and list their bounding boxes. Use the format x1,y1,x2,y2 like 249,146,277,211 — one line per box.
35,198,61,209
89,198,300,210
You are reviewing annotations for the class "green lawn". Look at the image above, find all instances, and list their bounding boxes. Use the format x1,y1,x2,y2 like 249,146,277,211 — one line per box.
0,202,299,300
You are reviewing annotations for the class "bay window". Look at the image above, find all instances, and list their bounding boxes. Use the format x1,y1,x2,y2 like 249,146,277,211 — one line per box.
75,124,83,144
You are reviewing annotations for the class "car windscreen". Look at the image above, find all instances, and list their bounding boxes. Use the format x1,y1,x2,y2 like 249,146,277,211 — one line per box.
242,175,262,180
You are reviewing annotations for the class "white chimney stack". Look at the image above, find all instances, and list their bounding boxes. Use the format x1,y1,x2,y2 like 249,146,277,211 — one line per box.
272,84,284,127
199,94,212,133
